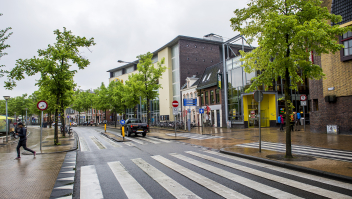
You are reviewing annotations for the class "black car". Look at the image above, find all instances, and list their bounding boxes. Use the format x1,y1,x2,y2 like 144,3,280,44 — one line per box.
122,118,148,137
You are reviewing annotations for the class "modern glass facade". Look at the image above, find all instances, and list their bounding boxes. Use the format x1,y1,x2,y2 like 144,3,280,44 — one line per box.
226,55,310,127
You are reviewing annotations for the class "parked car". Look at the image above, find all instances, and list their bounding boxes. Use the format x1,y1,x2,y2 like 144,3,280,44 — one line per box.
52,122,62,126
122,118,148,137
71,122,77,127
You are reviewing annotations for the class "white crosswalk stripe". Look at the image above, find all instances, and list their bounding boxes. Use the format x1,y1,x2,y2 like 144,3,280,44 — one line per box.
170,153,302,199
108,161,152,199
185,151,352,198
204,150,352,191
132,158,201,199
80,165,103,199
236,142,352,162
167,133,222,140
147,137,171,143
123,141,135,147
134,137,161,144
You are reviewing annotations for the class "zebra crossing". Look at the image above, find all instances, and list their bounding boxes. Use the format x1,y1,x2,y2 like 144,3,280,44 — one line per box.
78,151,352,198
236,141,352,162
167,133,223,140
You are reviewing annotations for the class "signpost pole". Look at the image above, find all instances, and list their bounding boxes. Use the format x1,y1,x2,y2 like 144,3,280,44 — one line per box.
175,117,176,138
40,110,43,152
202,113,203,135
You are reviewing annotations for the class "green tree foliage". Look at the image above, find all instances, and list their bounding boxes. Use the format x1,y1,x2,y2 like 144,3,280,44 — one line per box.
96,82,110,122
124,74,142,118
134,52,166,128
230,0,352,158
0,13,13,77
5,27,95,144
71,89,85,125
78,90,94,124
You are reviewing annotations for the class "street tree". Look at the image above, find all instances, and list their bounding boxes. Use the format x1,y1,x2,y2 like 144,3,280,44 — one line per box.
5,27,95,145
0,13,13,77
96,82,110,123
71,89,85,125
230,0,352,158
134,52,166,128
125,74,143,118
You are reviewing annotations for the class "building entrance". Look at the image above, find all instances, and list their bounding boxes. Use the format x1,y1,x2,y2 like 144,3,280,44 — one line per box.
245,94,273,128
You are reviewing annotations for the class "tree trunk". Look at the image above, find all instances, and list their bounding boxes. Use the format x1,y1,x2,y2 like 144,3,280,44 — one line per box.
49,112,52,128
78,111,81,126
284,33,293,158
54,108,59,145
61,108,66,137
115,111,117,128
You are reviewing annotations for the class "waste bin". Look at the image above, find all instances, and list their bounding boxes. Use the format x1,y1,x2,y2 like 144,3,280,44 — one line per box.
300,118,304,125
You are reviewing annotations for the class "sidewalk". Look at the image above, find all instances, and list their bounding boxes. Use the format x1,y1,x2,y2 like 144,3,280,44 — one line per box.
149,125,352,180
0,126,77,199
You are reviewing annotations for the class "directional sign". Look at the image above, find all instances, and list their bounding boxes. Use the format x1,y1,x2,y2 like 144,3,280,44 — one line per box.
37,100,48,111
172,108,178,115
120,120,125,125
300,95,307,101
199,108,204,114
172,100,179,107
183,98,197,106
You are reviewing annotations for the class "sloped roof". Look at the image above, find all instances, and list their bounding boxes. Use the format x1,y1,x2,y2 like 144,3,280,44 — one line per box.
197,62,223,90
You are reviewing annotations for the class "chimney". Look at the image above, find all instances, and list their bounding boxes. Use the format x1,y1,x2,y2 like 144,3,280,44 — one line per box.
203,33,223,42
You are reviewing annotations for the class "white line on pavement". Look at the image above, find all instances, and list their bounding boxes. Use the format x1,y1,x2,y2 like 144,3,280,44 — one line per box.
108,161,152,199
132,158,201,199
80,165,104,199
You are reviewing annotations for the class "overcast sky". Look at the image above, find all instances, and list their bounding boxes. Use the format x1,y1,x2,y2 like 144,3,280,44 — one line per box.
1,0,249,98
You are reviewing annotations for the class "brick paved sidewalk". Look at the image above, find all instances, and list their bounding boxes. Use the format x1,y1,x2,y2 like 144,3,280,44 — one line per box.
0,126,77,199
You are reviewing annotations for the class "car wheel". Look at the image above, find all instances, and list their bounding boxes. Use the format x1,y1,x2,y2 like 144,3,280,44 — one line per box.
142,132,146,137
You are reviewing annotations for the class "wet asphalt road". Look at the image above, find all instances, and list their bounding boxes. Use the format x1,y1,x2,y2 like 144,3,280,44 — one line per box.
69,127,352,199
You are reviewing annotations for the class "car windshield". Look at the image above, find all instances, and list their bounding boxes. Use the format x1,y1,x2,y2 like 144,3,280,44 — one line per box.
129,119,141,123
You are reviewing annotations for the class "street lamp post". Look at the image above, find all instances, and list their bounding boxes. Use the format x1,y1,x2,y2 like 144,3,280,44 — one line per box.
14,112,16,124
3,96,10,142
25,108,28,126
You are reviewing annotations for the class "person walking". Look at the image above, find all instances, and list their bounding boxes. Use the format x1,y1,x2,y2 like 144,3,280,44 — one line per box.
280,115,284,132
15,122,36,160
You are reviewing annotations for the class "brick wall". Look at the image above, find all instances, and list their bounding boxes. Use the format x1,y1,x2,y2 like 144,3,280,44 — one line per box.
179,40,221,87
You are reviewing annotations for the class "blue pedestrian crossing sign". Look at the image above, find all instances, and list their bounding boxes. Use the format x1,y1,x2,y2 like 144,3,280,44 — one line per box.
120,120,125,125
199,108,204,114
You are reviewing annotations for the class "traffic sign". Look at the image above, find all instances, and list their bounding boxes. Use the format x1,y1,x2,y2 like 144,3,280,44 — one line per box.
199,108,204,114
300,101,307,106
172,100,179,107
254,91,263,102
300,95,307,101
37,100,48,111
120,120,125,125
183,98,197,106
172,108,178,115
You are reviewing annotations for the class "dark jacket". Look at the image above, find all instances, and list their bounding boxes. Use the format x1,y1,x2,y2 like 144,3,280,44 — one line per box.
17,127,27,141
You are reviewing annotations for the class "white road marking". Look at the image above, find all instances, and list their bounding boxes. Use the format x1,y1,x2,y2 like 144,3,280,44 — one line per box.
135,137,160,144
61,171,75,174
108,161,152,199
62,166,75,169
123,142,135,147
99,135,121,147
152,155,249,199
58,177,74,181
205,150,352,191
186,151,352,199
171,153,302,199
146,137,171,143
79,137,89,151
90,136,106,149
132,158,201,199
54,185,74,190
80,165,104,199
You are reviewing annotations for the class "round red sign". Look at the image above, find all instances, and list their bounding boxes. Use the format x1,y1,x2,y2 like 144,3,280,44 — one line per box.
37,100,48,111
172,100,179,107
300,95,307,101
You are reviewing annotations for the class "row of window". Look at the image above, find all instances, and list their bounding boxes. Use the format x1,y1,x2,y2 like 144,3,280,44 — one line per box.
186,57,214,63
200,89,220,106
342,31,352,56
185,44,213,50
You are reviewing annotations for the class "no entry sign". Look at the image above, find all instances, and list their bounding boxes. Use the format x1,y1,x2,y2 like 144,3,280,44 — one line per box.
37,100,48,111
172,100,179,107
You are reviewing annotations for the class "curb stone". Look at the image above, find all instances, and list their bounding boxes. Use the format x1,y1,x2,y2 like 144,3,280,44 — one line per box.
219,148,352,183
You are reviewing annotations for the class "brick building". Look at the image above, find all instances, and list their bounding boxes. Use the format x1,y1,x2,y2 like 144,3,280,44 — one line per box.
309,0,352,134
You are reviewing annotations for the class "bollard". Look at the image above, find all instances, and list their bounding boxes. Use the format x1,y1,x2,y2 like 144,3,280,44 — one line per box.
122,126,125,141
104,124,106,133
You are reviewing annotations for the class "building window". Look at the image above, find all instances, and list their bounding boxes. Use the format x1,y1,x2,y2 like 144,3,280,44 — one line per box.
190,93,193,99
216,89,220,103
342,31,352,56
114,70,122,77
205,91,209,105
313,99,319,111
201,92,204,106
210,90,214,104
125,66,134,73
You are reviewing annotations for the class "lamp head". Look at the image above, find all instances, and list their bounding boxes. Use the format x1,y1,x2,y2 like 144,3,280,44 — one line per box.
3,96,10,100
117,60,124,63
